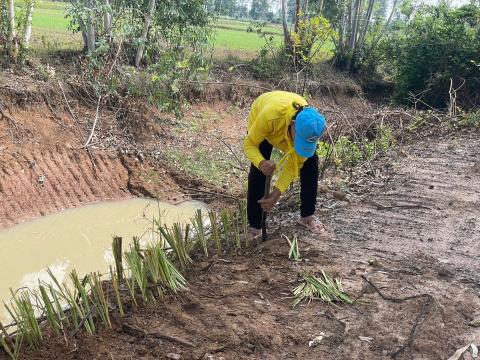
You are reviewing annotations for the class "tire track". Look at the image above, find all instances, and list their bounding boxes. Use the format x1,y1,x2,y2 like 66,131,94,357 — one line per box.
328,133,480,276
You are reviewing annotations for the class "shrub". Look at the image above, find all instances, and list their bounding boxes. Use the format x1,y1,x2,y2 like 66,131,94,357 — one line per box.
381,3,480,108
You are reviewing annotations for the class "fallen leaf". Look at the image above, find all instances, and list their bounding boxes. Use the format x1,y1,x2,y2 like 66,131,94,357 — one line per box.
471,344,478,358
308,332,325,348
359,336,373,343
448,344,474,360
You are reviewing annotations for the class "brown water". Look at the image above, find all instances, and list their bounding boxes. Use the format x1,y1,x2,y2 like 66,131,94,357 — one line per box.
0,198,205,322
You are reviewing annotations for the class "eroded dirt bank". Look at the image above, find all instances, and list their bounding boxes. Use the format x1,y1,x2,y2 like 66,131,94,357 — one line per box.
9,132,479,360
1,72,479,359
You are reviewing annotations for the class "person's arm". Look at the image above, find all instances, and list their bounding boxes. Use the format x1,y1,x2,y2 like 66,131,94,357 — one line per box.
243,109,272,168
274,154,308,193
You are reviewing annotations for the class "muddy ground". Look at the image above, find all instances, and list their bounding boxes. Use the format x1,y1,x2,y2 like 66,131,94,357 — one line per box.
1,73,479,359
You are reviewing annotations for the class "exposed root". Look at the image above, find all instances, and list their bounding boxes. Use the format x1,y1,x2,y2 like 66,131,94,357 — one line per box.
361,275,435,358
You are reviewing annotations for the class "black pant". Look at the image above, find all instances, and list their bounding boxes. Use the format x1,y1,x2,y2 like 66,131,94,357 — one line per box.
247,140,319,229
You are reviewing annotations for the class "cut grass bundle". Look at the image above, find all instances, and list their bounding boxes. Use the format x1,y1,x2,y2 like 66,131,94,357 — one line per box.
293,271,353,307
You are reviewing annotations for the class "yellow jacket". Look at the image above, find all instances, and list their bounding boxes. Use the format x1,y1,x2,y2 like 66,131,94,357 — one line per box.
243,91,308,193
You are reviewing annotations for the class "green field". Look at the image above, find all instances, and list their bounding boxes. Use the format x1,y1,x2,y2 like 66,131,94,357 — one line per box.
29,1,283,57
29,2,332,59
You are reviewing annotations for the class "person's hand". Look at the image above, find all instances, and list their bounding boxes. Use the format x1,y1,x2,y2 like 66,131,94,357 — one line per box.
259,160,276,176
258,187,281,212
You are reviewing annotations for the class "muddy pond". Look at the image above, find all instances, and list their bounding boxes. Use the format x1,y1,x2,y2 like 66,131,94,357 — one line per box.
0,198,205,323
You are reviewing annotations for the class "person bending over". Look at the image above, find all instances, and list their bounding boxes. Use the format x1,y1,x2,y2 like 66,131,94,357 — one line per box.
243,91,327,240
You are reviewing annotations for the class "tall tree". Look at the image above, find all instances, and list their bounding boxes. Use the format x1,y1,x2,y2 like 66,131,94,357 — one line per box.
7,0,17,59
135,0,156,67
23,0,35,48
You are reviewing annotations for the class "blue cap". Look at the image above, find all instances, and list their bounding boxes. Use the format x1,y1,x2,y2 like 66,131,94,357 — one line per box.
293,107,326,157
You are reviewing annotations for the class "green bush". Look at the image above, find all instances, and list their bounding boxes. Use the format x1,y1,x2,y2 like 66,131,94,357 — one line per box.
380,3,480,108
317,125,394,168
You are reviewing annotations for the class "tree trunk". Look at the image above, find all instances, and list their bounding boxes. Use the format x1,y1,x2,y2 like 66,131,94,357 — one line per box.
348,0,361,51
369,0,398,50
302,0,309,18
356,0,375,51
294,0,301,33
23,0,35,48
281,0,292,49
135,0,156,67
7,0,17,59
103,0,112,41
86,0,96,52
318,0,325,14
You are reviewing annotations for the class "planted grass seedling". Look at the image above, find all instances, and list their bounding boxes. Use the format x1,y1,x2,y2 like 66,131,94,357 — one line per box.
208,210,222,254
238,200,249,247
112,236,123,282
89,272,111,328
0,333,22,360
109,267,124,317
192,209,208,257
221,209,232,247
4,289,42,349
70,270,96,334
158,222,192,271
293,271,353,307
38,284,62,336
283,234,300,261
124,245,148,302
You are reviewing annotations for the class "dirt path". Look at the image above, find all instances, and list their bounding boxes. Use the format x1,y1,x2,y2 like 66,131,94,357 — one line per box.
12,133,479,360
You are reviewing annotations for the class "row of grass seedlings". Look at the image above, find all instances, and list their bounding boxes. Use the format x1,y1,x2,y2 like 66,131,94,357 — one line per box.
282,234,300,261
292,271,353,307
238,200,249,247
109,266,125,317
89,272,112,328
208,210,222,255
4,289,42,350
220,208,232,248
124,243,148,303
192,209,208,257
70,270,96,334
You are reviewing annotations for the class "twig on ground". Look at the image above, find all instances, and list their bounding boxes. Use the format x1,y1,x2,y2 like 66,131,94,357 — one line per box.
82,96,102,148
122,323,197,348
183,187,237,200
366,200,432,211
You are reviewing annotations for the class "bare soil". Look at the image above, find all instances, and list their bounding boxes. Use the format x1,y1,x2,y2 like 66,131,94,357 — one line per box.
1,72,479,359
